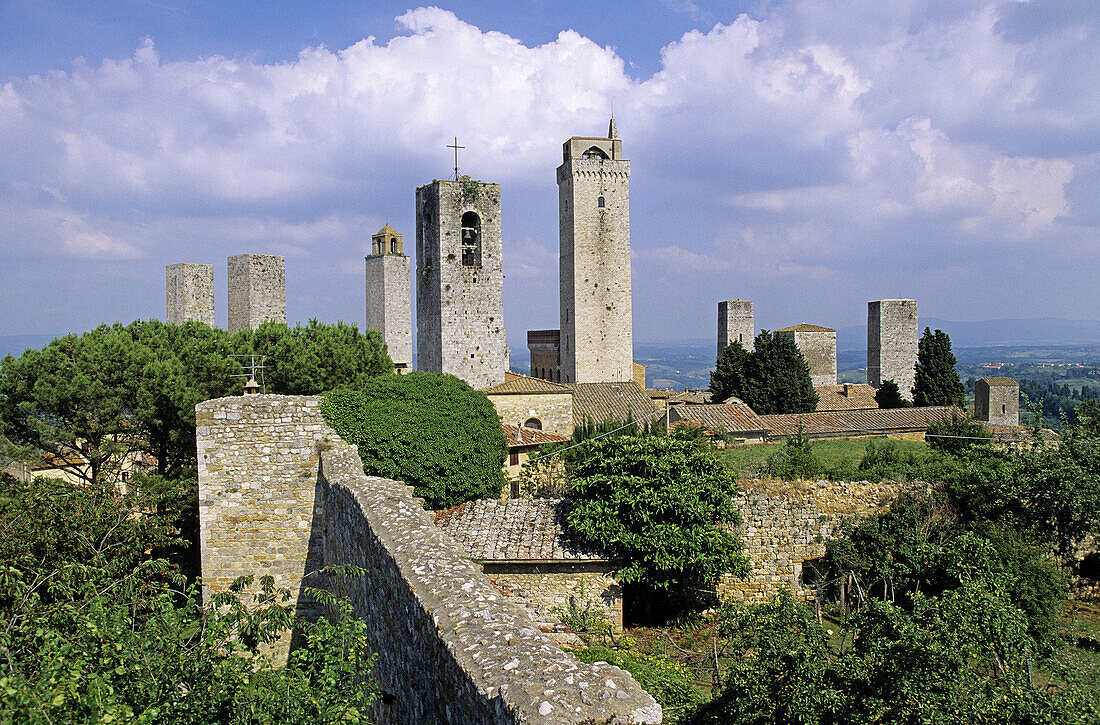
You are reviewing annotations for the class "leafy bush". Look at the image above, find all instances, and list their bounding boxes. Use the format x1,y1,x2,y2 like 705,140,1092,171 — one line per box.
574,645,706,715
857,437,921,481
566,435,749,593
925,410,992,455
760,428,823,480
321,373,507,508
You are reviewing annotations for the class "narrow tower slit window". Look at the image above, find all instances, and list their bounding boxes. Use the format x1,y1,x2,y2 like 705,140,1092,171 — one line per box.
461,211,482,267
597,195,605,208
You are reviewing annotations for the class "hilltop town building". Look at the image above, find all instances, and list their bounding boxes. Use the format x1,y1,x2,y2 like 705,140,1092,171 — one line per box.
718,299,754,357
867,299,918,397
527,329,560,382
165,263,214,326
557,120,633,383
776,323,837,386
227,254,285,334
975,377,1020,427
415,178,507,389
365,224,412,371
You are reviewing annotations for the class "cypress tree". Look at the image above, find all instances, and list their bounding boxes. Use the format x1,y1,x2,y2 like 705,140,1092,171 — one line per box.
913,327,965,407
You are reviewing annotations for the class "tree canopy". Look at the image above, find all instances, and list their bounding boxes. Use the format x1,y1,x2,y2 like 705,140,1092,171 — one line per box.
320,372,507,508
913,327,965,407
710,331,818,414
873,379,912,409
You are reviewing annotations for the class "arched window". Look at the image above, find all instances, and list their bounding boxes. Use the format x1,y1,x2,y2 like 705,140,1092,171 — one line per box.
524,418,542,430
597,196,605,208
582,146,609,160
461,211,481,267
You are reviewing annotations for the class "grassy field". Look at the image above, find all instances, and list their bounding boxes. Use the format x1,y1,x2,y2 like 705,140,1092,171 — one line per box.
716,436,934,481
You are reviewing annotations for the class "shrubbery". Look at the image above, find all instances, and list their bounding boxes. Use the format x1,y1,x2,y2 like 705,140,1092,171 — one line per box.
320,373,507,508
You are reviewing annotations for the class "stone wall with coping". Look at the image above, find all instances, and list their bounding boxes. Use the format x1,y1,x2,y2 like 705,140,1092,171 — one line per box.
720,479,916,603
198,394,660,724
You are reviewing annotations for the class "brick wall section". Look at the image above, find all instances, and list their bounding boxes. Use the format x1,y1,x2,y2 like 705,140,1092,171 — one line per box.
868,299,918,397
197,394,660,724
166,263,215,326
227,254,286,334
365,253,412,369
720,479,916,603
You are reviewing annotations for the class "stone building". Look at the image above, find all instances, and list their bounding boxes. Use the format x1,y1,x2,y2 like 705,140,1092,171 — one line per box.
527,329,560,381
718,299,754,357
975,377,1019,426
776,323,837,386
867,298,918,397
558,119,633,383
165,263,214,326
415,178,507,389
365,224,412,371
482,373,574,438
227,254,286,334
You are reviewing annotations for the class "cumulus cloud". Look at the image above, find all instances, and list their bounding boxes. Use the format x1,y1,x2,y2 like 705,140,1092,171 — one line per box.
0,1,1095,339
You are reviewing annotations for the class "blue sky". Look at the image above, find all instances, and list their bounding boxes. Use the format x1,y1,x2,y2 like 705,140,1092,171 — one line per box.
0,1,1097,351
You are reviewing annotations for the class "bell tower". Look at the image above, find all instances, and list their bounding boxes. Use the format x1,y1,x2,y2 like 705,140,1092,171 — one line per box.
365,224,412,371
558,119,632,383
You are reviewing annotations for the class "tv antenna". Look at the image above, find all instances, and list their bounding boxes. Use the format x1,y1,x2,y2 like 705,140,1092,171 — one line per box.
447,137,464,180
231,353,268,391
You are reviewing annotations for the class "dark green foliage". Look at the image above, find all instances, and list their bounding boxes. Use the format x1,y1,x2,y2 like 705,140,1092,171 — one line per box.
873,379,912,408
925,409,992,454
856,437,921,480
233,319,392,395
573,646,706,714
0,474,376,723
320,373,507,508
914,327,965,407
761,428,823,479
565,435,749,592
1020,378,1099,429
710,332,818,414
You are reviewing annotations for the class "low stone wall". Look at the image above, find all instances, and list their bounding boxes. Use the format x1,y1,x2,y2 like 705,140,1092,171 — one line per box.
484,562,623,630
198,394,660,724
720,479,915,603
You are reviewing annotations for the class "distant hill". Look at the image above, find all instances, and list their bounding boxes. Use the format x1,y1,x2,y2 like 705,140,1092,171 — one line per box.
837,318,1100,351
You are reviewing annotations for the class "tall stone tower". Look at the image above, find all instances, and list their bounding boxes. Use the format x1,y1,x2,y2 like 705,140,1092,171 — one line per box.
718,299,754,358
975,377,1019,427
166,263,214,326
227,254,286,334
415,178,507,388
365,224,412,371
868,299,918,397
776,324,837,386
558,119,632,384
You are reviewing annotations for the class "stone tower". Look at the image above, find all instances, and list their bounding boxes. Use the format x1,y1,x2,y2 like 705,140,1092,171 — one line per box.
975,377,1019,427
415,178,507,388
868,299,918,397
227,254,286,334
166,263,214,326
776,324,837,386
558,119,632,384
365,224,412,371
718,299,754,357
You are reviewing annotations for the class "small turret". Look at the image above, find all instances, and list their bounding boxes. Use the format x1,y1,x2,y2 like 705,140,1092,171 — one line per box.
608,116,619,139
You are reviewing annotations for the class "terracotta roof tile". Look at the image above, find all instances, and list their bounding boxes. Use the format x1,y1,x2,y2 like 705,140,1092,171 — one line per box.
814,384,879,411
756,406,962,438
565,381,660,426
980,377,1018,386
501,423,568,448
434,499,615,561
669,403,768,434
483,374,572,394
776,323,836,333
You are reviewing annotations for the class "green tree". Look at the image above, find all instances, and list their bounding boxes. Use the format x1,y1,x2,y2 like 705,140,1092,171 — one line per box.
913,327,965,407
873,379,912,408
320,373,507,508
565,435,749,593
710,331,818,414
234,320,392,395
0,473,376,724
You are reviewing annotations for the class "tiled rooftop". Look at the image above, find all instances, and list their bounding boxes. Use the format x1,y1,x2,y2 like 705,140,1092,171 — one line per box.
566,381,660,426
501,423,568,448
814,384,880,411
434,498,616,562
483,374,572,395
756,406,961,438
669,403,768,434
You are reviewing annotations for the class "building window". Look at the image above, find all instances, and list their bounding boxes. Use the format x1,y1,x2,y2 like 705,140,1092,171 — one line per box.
509,451,519,466
597,195,605,208
583,146,609,160
461,211,481,267
390,239,397,253
524,417,542,430
1002,404,1006,415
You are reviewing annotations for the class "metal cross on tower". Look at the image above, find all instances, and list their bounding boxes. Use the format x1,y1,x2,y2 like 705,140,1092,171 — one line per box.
447,137,464,180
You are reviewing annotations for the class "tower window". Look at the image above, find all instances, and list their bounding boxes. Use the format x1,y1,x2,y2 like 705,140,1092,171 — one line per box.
390,239,397,254
461,211,482,267
582,146,609,160
597,196,605,208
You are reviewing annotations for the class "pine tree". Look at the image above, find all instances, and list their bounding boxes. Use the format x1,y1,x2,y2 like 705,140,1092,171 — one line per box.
913,327,965,407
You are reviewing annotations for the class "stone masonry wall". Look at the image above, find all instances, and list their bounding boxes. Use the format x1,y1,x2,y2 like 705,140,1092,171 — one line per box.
779,329,836,387
416,179,508,388
718,299,754,358
484,563,623,630
198,394,660,724
558,151,632,384
365,252,412,369
720,479,915,603
166,263,215,326
868,299,918,397
227,254,286,334
488,391,574,438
